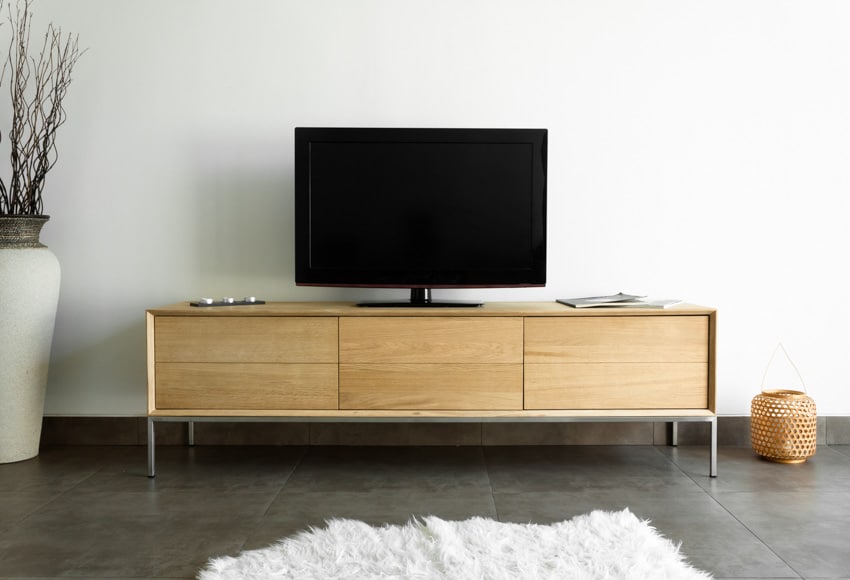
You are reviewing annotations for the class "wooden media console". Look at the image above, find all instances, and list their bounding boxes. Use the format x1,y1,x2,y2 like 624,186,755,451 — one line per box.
146,301,717,477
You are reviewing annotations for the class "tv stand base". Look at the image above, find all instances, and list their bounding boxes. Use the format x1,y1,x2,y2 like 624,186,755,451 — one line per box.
358,300,482,308
358,288,482,308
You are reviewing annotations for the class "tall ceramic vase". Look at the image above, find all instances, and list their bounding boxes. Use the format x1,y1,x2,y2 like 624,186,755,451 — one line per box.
0,216,61,463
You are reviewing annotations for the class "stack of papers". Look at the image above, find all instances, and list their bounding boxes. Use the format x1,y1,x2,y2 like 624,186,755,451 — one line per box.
557,293,682,309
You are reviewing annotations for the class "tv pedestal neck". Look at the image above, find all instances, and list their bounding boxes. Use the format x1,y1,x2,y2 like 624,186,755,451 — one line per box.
357,288,483,308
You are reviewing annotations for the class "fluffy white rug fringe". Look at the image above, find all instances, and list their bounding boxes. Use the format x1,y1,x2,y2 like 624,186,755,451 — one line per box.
199,508,711,580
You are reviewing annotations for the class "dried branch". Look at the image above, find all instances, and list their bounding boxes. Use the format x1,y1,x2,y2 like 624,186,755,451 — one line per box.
0,0,83,215
0,0,5,211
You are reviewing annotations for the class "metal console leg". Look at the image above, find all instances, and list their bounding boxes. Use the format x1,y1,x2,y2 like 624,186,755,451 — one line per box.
188,421,195,446
710,416,718,478
147,417,156,478
670,421,678,446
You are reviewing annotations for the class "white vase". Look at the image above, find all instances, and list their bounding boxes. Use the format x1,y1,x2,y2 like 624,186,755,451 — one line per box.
0,216,61,463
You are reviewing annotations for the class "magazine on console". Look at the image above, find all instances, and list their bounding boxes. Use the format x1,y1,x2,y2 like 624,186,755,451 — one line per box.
557,293,682,309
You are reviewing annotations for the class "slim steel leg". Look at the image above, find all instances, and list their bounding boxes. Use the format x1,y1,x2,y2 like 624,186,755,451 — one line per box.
670,421,679,446
710,416,718,478
188,421,195,446
147,417,156,478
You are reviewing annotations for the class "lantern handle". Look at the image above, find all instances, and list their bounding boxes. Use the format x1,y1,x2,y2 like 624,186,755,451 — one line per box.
760,342,807,393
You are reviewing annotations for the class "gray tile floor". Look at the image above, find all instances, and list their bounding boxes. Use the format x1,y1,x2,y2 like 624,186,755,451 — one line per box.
1,444,849,579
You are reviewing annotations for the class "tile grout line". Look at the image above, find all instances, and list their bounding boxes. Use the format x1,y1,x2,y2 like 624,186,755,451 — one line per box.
652,446,804,579
480,446,502,523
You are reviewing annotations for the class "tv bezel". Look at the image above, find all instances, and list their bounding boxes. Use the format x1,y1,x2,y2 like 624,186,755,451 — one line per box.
294,127,547,304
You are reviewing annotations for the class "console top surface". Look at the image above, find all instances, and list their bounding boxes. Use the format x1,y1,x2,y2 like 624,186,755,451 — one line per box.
147,301,714,317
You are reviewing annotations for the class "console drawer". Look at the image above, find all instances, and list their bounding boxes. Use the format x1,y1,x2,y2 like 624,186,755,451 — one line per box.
155,362,338,410
154,317,338,363
340,317,523,363
340,363,523,410
524,316,708,363
524,362,708,409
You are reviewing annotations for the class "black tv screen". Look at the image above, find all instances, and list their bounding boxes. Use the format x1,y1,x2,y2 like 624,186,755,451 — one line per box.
294,127,547,306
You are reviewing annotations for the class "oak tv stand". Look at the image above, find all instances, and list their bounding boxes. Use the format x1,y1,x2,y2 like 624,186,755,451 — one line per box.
146,301,717,477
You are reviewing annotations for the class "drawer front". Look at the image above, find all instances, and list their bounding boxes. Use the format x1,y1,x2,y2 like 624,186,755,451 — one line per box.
339,317,523,364
340,363,523,410
525,362,708,409
155,317,338,363
524,316,709,363
524,315,710,410
155,363,338,410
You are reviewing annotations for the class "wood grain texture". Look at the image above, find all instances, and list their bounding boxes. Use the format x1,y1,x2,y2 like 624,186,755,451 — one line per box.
339,363,523,410
524,315,709,363
339,317,523,363
154,317,338,363
155,363,338,410
524,363,708,409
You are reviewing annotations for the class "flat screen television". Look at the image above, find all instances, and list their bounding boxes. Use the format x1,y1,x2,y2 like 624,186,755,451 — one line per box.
294,127,547,307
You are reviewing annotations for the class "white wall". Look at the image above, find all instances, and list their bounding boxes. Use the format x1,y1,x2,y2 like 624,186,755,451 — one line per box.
9,0,849,416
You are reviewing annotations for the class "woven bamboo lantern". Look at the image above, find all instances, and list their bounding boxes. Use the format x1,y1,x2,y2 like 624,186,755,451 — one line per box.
750,342,818,463
751,390,817,463
750,345,817,463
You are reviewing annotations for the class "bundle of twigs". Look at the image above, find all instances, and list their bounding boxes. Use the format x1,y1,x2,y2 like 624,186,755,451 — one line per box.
1,0,82,216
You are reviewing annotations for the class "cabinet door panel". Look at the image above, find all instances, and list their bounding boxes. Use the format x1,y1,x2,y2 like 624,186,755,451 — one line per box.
155,317,338,363
524,316,708,363
525,363,708,409
155,363,338,410
340,363,523,410
340,317,523,363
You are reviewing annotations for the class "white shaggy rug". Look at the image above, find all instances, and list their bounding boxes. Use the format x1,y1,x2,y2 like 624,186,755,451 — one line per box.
199,509,711,580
